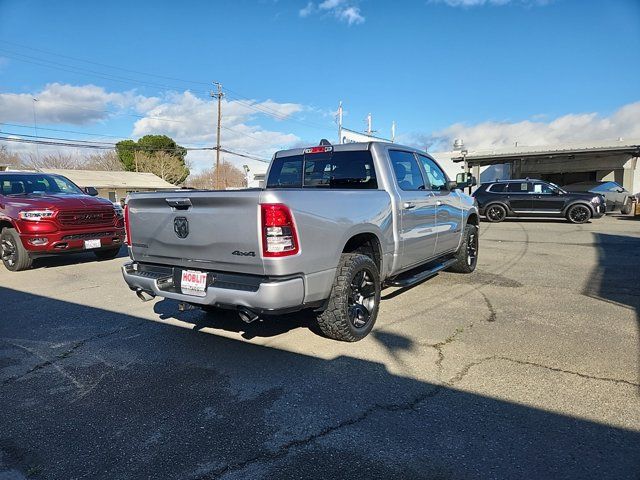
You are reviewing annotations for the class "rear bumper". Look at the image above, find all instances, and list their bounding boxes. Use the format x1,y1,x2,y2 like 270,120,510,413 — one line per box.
121,262,306,312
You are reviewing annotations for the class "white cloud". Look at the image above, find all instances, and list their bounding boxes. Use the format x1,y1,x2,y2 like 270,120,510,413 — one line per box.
0,83,139,125
417,102,640,152
430,0,550,6
131,91,303,172
299,0,364,24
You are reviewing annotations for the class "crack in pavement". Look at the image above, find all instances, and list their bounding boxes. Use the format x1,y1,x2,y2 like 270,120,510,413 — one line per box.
446,355,640,388
206,350,639,479
203,383,445,479
1,321,146,386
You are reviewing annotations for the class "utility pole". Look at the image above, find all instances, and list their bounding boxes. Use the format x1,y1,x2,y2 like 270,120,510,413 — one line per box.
366,113,372,135
391,121,396,143
211,82,224,189
32,98,40,164
337,101,343,143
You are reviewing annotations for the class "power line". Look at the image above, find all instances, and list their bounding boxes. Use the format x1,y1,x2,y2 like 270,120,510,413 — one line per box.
0,42,331,130
0,122,126,139
0,134,271,162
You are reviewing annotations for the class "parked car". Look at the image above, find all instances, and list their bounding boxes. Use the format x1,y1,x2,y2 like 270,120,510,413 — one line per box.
122,142,479,342
562,181,633,214
473,179,605,223
0,172,125,271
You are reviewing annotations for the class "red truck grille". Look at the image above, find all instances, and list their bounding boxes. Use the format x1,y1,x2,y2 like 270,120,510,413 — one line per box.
57,209,116,227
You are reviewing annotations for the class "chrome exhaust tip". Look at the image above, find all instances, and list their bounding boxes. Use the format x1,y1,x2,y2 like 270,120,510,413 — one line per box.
238,308,259,324
135,288,155,302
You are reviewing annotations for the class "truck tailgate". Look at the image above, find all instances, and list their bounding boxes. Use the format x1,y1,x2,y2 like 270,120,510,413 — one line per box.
127,190,265,275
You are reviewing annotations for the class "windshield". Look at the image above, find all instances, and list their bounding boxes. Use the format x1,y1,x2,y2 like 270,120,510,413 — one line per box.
0,174,85,196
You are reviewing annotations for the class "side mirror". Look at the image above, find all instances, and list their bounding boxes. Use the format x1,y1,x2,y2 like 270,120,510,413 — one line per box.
84,186,99,196
455,172,477,189
446,180,458,191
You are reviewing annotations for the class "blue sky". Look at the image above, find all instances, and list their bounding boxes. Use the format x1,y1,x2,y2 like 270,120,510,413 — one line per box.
1,0,639,172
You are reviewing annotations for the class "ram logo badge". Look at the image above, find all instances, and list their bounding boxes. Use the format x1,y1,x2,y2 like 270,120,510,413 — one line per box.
174,217,189,239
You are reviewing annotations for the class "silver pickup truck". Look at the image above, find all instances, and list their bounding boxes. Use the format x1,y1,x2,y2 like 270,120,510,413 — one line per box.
122,141,479,341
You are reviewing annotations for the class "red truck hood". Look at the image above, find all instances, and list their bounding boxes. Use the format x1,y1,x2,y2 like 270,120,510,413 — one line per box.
8,194,113,210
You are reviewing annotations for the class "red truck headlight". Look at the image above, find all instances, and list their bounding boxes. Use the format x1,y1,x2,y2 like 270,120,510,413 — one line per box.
18,209,55,221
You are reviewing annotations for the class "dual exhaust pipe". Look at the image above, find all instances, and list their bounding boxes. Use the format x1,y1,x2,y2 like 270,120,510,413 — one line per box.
135,288,260,324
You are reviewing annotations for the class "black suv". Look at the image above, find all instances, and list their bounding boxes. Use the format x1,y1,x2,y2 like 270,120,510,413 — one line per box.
473,179,605,223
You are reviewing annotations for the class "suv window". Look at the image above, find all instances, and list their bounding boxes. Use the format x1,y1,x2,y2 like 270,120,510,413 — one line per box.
532,182,556,194
267,150,377,189
506,182,530,193
416,155,447,191
389,150,424,191
488,183,507,193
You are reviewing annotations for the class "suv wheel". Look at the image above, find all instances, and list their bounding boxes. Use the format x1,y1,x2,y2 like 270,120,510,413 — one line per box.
448,224,479,273
1,227,33,272
485,204,507,222
620,198,632,215
567,204,592,224
316,253,380,342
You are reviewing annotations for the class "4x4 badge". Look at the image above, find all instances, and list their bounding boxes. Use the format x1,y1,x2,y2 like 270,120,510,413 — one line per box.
174,217,189,239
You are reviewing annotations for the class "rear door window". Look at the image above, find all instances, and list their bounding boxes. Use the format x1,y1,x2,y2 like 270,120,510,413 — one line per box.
506,182,530,193
389,150,425,191
488,183,507,193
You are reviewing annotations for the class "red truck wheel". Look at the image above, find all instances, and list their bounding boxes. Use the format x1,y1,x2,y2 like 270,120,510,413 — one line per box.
1,228,33,272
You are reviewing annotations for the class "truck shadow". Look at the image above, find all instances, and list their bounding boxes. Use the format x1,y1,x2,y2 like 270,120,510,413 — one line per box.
1,286,638,479
32,248,128,269
583,232,640,390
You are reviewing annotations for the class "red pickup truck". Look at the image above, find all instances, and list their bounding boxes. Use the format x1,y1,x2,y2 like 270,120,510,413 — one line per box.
0,171,125,271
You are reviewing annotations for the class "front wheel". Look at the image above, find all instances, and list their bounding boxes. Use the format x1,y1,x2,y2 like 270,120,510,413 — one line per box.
316,253,381,342
620,199,633,215
1,227,33,272
448,224,479,274
94,247,121,260
566,204,592,224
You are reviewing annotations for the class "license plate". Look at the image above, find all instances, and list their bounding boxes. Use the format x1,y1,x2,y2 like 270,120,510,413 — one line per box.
180,270,208,297
84,239,101,249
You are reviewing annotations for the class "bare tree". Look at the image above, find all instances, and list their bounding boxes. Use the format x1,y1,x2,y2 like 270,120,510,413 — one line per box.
83,151,124,171
23,151,81,169
0,145,23,168
186,161,247,190
133,151,190,185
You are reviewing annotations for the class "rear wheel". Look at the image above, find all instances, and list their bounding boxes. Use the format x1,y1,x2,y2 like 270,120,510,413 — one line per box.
485,204,507,222
316,253,380,342
567,204,592,224
94,247,121,260
1,227,33,272
448,224,479,274
620,198,632,215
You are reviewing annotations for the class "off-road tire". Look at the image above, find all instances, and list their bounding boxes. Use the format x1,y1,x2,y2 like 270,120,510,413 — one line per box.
94,247,121,260
485,203,507,223
566,204,592,224
448,224,479,274
316,253,381,342
1,227,33,272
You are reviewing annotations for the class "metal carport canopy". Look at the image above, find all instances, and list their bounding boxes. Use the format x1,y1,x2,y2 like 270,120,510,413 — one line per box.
452,139,640,166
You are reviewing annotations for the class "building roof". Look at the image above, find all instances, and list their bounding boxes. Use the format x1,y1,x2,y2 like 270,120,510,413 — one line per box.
40,169,176,189
450,138,640,164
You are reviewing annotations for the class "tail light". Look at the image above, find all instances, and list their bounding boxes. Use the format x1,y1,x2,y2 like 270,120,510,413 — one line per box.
124,204,131,246
261,203,299,257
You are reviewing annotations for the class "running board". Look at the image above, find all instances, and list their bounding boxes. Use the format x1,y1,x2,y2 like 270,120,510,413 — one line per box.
386,258,458,288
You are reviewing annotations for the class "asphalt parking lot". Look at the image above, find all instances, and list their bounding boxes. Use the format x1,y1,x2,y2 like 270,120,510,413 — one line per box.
1,215,639,480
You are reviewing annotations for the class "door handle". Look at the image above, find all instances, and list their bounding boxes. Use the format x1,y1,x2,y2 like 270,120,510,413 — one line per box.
436,200,443,206
403,202,416,210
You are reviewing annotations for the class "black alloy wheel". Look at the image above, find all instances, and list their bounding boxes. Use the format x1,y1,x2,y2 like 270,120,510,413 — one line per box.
568,204,591,224
347,268,377,329
486,204,507,222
